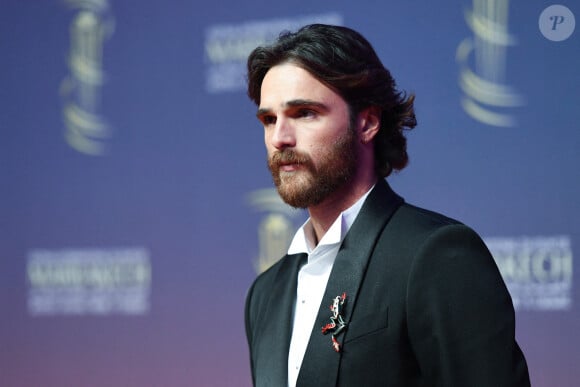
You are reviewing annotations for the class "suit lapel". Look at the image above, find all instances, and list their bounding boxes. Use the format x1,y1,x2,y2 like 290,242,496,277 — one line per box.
254,253,307,387
296,180,403,386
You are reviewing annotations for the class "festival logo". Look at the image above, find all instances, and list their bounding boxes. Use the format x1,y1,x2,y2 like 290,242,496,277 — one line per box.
485,236,573,311
456,0,525,127
247,188,303,273
27,247,151,316
204,12,343,94
60,0,115,155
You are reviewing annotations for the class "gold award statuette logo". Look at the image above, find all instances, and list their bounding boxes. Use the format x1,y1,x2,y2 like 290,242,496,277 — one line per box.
456,0,525,127
60,0,115,155
247,188,302,274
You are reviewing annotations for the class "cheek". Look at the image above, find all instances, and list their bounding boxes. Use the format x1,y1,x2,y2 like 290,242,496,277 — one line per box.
307,132,336,152
264,141,276,158
263,131,272,149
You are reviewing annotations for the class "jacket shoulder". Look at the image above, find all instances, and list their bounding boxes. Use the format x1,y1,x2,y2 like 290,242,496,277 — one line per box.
395,203,462,228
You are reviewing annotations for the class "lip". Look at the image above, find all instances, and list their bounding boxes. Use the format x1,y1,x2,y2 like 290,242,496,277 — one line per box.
279,163,300,172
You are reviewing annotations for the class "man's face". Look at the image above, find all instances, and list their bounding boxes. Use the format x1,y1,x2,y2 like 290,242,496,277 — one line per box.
257,63,358,208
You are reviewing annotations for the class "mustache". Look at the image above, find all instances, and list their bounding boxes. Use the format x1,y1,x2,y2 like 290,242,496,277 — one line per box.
268,149,312,168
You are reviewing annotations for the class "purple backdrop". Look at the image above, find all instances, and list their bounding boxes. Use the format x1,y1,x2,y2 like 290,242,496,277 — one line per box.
1,1,578,386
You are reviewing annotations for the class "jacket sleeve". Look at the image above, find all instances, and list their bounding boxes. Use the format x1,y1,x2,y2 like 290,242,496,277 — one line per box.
406,224,530,387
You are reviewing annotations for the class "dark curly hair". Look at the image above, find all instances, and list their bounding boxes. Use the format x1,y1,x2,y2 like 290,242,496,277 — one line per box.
247,24,417,177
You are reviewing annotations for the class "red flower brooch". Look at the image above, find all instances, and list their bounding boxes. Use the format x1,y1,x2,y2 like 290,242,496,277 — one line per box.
321,292,348,352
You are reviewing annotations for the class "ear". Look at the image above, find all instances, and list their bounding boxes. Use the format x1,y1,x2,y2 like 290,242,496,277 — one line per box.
357,106,381,144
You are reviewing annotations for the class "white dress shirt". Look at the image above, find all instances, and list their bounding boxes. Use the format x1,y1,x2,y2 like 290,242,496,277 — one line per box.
286,186,374,387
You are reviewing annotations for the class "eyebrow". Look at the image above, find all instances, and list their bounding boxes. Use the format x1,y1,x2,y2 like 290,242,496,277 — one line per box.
256,99,329,118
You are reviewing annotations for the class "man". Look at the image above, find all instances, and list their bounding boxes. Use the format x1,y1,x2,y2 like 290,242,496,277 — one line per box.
244,24,530,387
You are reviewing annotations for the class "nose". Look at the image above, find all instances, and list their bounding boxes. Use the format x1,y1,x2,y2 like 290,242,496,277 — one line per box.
268,118,295,150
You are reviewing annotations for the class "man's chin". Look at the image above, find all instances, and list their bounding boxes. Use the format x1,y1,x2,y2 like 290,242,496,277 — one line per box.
275,185,311,209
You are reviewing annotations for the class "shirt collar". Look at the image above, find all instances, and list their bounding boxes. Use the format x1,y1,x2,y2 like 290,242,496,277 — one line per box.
288,184,375,255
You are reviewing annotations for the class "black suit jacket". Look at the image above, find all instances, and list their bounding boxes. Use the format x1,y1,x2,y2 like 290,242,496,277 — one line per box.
245,180,530,386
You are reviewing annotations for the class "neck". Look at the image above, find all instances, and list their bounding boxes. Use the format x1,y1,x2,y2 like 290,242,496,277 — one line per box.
307,175,378,244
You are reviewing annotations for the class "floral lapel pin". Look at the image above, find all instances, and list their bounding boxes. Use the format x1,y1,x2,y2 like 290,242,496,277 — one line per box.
321,292,347,352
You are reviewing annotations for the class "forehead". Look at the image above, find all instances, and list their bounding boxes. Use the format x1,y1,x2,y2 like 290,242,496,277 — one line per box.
259,63,345,109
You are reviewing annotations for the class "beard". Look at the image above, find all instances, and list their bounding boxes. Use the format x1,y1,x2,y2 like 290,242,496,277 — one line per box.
267,128,358,208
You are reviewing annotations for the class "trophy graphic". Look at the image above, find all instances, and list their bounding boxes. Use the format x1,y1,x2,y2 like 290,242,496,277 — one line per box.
60,1,114,155
247,188,303,274
457,0,525,127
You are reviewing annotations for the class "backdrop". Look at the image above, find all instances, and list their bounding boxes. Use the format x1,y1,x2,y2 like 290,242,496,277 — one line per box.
1,1,578,386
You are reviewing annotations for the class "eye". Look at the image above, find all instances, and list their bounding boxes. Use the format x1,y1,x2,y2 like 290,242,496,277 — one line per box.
297,108,317,119
259,114,276,126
